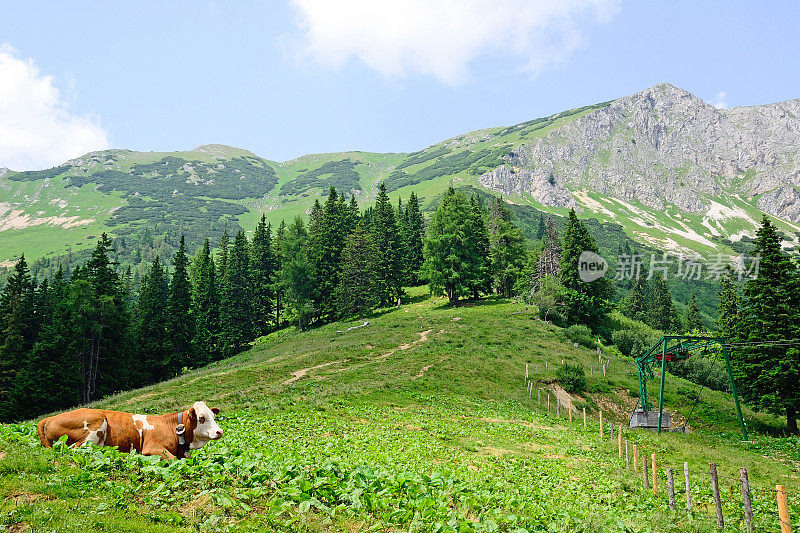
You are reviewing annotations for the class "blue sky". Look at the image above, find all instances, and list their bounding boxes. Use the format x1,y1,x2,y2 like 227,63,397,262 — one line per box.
1,1,799,170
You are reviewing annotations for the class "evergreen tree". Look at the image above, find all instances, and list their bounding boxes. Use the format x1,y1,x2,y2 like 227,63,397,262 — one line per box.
559,209,612,331
273,220,287,328
623,276,649,322
403,192,425,284
336,223,379,317
0,256,35,419
424,187,487,305
534,213,546,241
168,236,194,370
278,216,316,330
309,188,349,320
684,292,703,332
10,279,81,419
734,217,800,433
217,230,230,281
371,183,403,305
347,195,361,232
136,256,171,384
192,239,220,363
487,197,526,297
220,230,253,354
84,235,131,399
648,275,678,332
717,272,739,339
466,195,491,299
251,215,276,335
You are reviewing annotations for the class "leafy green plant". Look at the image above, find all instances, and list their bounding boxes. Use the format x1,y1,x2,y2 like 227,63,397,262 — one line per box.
556,363,587,394
564,324,596,348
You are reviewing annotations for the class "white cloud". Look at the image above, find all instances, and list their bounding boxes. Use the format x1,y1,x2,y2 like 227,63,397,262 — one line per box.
713,91,728,109
288,0,620,84
0,43,109,171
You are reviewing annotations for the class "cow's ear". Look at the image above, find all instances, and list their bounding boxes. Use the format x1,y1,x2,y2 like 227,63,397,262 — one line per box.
210,407,220,415
188,407,196,421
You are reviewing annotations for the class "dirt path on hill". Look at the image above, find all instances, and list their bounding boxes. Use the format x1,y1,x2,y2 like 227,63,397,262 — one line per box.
413,355,449,379
376,329,434,360
283,360,345,385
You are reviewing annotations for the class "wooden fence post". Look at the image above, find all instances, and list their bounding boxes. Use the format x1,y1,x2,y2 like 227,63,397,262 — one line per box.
625,439,629,469
546,361,548,373
618,425,623,459
651,454,657,495
583,407,586,428
557,399,560,418
538,389,541,406
569,399,573,422
667,468,676,510
777,485,791,533
684,462,691,510
710,463,724,529
525,363,529,384
643,457,649,490
633,445,639,473
599,411,603,438
547,394,551,414
739,467,753,533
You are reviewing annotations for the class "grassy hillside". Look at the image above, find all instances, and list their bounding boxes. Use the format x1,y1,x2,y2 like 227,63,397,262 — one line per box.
1,287,797,531
0,103,608,268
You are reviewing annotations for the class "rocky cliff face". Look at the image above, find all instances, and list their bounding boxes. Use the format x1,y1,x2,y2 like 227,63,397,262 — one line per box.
479,83,800,222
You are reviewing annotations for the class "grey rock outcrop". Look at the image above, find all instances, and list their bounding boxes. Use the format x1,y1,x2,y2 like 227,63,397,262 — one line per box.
479,83,800,222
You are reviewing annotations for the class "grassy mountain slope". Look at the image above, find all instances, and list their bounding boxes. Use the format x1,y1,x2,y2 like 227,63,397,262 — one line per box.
0,103,607,267
1,287,797,531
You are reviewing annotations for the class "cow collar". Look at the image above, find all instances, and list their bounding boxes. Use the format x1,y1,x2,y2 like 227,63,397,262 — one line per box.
176,411,192,459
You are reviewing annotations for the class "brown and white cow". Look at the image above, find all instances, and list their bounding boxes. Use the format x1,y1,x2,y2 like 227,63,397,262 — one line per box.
37,401,223,459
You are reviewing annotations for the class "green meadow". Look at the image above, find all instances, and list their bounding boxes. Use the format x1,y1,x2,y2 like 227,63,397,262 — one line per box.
1,287,797,531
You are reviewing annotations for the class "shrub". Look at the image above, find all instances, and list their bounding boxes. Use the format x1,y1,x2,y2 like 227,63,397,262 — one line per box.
611,329,652,357
556,363,587,394
564,324,595,348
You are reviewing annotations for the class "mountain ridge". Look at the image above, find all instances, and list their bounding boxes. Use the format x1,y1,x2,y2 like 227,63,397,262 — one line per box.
2,83,800,265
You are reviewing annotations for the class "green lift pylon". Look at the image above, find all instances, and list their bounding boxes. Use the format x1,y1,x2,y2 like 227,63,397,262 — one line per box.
634,335,748,441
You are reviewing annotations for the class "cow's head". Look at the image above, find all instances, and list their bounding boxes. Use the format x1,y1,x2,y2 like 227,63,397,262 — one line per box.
187,401,223,449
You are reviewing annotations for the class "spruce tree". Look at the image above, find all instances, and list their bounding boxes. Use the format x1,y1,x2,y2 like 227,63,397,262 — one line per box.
168,236,194,370
251,215,276,335
735,216,800,433
623,276,649,322
717,272,739,339
534,213,546,241
466,195,491,299
647,276,678,332
136,256,171,384
336,223,379,317
273,220,287,328
277,216,316,330
309,188,348,321
403,192,425,284
0,256,35,419
84,235,132,399
487,197,526,297
424,187,487,305
192,239,220,363
217,230,230,281
10,278,81,419
220,230,253,354
559,209,612,331
371,183,403,305
684,292,703,332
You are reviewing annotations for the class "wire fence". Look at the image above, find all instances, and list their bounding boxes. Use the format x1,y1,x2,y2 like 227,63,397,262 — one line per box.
522,362,797,531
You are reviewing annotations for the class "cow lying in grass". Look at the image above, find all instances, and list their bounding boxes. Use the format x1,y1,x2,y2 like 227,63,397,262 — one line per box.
37,401,223,459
